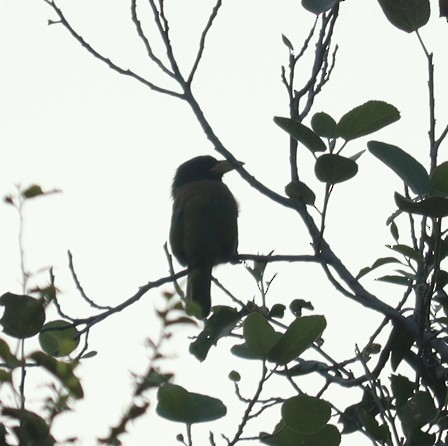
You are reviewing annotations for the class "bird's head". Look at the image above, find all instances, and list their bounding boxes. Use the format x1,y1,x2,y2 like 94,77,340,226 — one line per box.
172,155,240,196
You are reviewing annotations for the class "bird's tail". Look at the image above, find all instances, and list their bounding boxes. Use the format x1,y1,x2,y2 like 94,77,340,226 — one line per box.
186,265,212,319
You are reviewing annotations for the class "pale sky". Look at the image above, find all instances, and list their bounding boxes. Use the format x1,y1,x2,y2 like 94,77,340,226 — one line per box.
1,0,447,444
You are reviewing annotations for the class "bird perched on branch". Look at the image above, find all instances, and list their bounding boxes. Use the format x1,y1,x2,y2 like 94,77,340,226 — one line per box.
169,155,239,318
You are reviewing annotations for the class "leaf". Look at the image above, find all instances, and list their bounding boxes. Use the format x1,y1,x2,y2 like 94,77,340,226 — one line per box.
376,274,412,285
430,161,448,194
398,391,437,436
156,384,226,424
281,34,294,51
261,421,341,446
301,0,338,14
268,315,326,365
395,192,448,218
356,257,400,280
368,141,431,195
39,320,80,357
243,313,280,358
282,395,331,434
189,306,240,361
315,154,358,184
311,112,338,138
0,293,45,339
22,184,44,199
390,374,416,408
231,342,267,360
29,352,84,398
337,101,400,141
390,323,415,371
378,0,430,33
441,0,448,19
285,181,316,205
274,117,326,152
388,244,422,262
3,408,55,446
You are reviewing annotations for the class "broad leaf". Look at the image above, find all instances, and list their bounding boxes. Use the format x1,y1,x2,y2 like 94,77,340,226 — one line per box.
274,117,326,152
315,154,358,184
0,293,45,339
395,192,448,218
39,320,80,357
156,383,226,424
337,101,400,141
390,374,415,408
282,395,331,433
368,141,431,195
189,306,240,361
311,112,338,138
3,408,55,446
378,0,430,33
356,257,400,280
244,313,280,358
285,181,316,205
302,0,337,14
261,420,341,446
431,161,448,194
398,391,437,436
268,315,326,365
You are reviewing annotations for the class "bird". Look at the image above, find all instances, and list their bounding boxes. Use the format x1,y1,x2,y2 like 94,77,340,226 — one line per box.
169,155,239,319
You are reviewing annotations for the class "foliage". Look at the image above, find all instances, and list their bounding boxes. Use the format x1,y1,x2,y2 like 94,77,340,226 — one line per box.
2,0,448,445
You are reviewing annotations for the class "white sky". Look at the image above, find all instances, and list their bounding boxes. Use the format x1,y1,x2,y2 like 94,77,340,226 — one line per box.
1,0,448,444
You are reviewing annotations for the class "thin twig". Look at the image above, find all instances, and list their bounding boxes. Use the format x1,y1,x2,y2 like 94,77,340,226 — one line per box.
130,0,175,78
188,0,223,84
44,0,184,98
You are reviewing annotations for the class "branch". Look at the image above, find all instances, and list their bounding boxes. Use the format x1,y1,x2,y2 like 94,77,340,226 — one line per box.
44,0,184,99
130,0,176,78
188,0,223,85
75,269,188,334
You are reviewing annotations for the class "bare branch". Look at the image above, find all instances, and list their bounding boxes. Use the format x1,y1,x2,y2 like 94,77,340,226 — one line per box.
130,0,176,78
188,0,223,85
75,269,188,334
44,0,184,98
147,0,184,81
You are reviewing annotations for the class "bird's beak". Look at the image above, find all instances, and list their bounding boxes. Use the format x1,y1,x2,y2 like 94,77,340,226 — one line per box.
211,160,244,175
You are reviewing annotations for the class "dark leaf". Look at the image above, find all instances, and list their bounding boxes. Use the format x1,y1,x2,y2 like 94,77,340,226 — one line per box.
368,141,431,195
390,374,416,408
431,161,448,194
156,383,226,424
441,0,448,19
398,391,437,436
311,112,338,138
388,244,422,262
281,34,294,51
285,181,316,205
378,0,430,32
356,257,400,280
337,101,400,140
315,154,358,184
268,315,326,365
395,192,448,218
3,408,55,446
282,395,331,433
390,323,415,371
189,306,240,361
261,420,341,446
301,0,338,14
244,313,281,358
0,293,45,339
274,117,326,152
